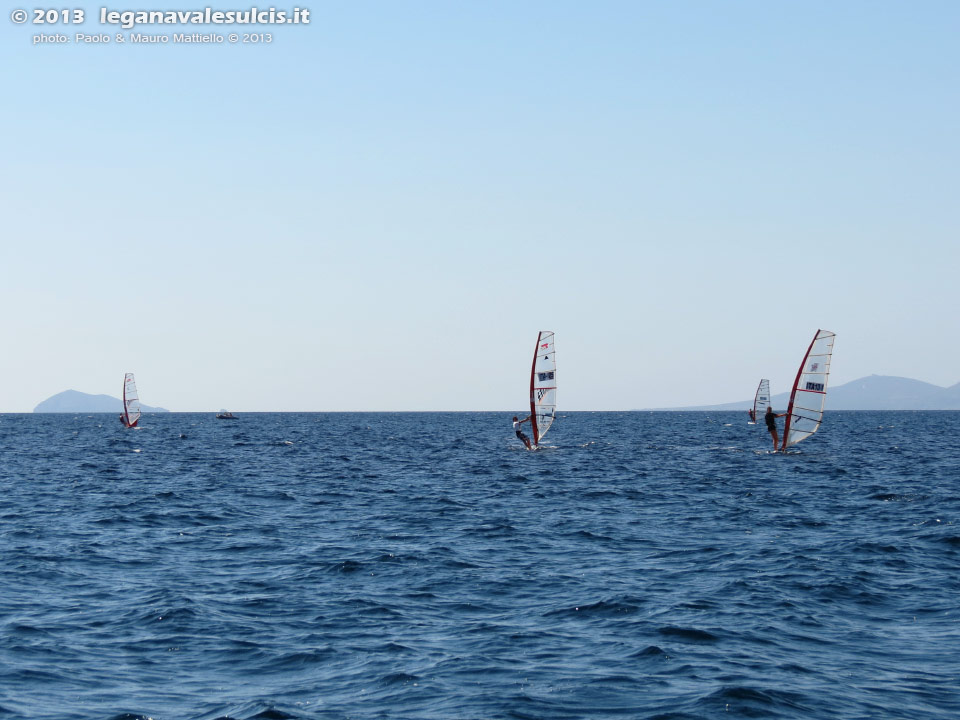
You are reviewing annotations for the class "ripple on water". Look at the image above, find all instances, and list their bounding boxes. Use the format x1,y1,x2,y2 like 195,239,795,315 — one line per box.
1,411,958,720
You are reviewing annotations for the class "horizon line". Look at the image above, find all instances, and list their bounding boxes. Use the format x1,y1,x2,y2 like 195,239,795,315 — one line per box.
12,409,960,415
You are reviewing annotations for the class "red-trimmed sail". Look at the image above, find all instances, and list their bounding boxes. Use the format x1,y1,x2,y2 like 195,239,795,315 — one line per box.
781,330,835,450
529,331,557,446
122,373,141,428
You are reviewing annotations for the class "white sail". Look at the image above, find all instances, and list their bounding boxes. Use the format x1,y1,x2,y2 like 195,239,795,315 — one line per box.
529,331,557,446
123,373,141,428
751,379,771,423
782,330,835,450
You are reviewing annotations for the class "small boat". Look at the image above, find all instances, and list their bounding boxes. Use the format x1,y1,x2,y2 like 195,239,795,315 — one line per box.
528,331,557,448
216,410,237,420
781,329,836,451
120,373,141,428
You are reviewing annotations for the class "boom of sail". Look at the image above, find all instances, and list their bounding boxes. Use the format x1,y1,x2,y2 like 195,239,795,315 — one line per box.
529,331,557,446
122,372,141,428
781,330,835,450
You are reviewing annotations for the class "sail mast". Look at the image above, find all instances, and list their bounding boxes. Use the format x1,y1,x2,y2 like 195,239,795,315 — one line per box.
782,338,811,448
122,376,130,426
753,379,770,420
529,331,557,446
781,330,835,451
529,332,541,445
123,373,141,428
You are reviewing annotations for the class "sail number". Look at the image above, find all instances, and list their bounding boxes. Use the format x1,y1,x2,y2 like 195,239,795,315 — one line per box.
537,371,555,381
805,382,824,392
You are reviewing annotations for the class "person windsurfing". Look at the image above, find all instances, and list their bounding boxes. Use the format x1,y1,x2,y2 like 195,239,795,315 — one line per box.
764,406,786,450
747,409,756,423
512,415,532,450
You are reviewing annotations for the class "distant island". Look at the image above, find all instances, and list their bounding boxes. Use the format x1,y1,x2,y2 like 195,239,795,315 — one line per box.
34,390,169,413
649,375,960,411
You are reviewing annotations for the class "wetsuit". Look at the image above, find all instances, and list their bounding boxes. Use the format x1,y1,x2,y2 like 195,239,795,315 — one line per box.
513,420,530,446
765,411,777,432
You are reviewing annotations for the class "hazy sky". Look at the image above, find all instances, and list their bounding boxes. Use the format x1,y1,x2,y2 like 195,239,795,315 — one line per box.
2,1,957,412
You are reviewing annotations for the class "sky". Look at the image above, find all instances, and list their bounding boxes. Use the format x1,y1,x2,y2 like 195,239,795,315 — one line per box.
1,1,958,412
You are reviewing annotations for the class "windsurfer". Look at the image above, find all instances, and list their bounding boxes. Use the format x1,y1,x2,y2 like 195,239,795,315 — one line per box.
747,409,756,423
512,415,532,450
765,406,785,450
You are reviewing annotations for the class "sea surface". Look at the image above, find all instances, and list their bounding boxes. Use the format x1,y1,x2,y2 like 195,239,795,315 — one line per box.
1,411,958,720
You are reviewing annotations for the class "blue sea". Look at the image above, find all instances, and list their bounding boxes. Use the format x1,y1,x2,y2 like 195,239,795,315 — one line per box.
1,411,958,720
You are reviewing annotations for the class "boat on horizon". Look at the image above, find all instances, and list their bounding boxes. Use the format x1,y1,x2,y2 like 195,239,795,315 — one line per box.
748,378,770,424
119,373,141,428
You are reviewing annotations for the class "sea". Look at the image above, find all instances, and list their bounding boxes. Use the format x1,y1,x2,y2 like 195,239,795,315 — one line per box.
1,411,958,720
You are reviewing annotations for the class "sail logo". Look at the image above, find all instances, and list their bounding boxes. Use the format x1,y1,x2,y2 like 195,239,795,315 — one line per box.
805,381,824,392
810,362,819,371
541,342,550,349
537,388,549,401
537,371,555,381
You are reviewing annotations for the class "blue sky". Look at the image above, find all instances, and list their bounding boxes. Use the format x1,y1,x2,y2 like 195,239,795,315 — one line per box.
1,1,957,411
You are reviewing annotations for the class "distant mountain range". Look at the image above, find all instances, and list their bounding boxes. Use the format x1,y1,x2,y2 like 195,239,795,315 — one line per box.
32,376,960,413
651,375,960,411
33,390,169,413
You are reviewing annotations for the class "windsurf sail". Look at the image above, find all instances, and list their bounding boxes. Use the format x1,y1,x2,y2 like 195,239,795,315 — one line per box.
123,373,141,428
750,379,770,423
781,330,835,450
529,331,557,446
